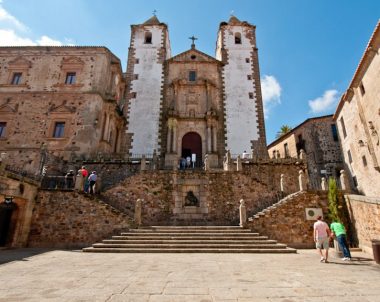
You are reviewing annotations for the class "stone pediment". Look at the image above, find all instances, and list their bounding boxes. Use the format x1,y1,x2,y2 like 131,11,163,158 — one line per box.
49,101,75,113
167,48,222,64
8,57,32,68
0,99,18,113
62,57,85,65
61,57,85,70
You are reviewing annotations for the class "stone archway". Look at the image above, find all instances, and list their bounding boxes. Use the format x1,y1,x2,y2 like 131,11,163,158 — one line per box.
181,132,202,167
0,201,17,246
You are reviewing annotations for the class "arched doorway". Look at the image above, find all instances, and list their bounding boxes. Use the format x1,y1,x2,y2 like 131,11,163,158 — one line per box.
0,201,17,246
182,132,202,167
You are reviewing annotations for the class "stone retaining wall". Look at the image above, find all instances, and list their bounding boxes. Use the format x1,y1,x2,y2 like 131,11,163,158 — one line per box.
248,191,329,248
102,161,304,226
28,191,131,248
345,194,380,255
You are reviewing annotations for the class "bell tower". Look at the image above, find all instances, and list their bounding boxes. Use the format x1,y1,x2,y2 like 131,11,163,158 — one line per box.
216,16,268,158
124,15,171,155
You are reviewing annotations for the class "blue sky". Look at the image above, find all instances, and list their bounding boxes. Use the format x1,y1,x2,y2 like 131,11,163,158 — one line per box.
1,0,379,143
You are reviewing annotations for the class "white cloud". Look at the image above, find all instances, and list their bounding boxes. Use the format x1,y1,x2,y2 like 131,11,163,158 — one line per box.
37,35,63,46
0,29,66,46
0,5,74,46
0,29,35,45
0,5,28,31
308,89,339,114
261,75,282,118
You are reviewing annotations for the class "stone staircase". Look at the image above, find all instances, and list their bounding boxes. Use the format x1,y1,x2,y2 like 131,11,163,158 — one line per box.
82,226,297,253
249,191,305,221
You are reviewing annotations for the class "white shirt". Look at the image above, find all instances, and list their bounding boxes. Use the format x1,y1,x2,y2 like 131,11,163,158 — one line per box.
314,220,329,238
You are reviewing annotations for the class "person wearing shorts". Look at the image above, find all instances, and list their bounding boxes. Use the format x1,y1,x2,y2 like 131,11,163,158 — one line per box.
313,215,331,263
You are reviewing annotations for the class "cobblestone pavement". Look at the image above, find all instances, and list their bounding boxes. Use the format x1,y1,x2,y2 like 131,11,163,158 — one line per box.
0,249,379,301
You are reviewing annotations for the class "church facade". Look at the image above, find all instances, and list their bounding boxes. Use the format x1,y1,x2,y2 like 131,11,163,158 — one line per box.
124,16,268,168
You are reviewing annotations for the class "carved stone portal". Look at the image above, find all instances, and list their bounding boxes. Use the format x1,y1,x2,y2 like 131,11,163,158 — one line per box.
172,178,209,218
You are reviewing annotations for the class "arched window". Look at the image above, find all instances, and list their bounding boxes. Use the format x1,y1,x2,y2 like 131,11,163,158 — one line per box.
235,32,242,44
144,32,152,44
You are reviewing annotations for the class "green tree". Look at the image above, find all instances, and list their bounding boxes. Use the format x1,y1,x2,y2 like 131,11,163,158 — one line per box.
276,125,292,138
327,177,340,222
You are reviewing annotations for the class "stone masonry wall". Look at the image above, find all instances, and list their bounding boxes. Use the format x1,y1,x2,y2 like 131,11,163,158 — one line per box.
268,116,344,190
0,47,125,175
28,191,131,248
102,171,174,225
345,194,380,254
101,161,304,225
68,162,140,191
248,191,329,248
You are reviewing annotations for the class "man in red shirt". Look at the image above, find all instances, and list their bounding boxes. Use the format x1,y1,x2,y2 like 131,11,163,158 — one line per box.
81,166,89,192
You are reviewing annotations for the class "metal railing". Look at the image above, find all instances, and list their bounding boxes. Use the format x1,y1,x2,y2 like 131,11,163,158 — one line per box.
40,176,75,190
248,191,287,216
4,165,42,182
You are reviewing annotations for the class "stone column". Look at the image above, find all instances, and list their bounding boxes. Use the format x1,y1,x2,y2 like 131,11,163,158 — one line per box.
207,126,212,153
172,126,177,153
340,170,348,191
134,199,142,227
173,82,178,111
213,126,217,153
299,170,306,191
167,127,172,152
321,177,327,191
141,155,146,171
239,199,247,228
206,82,211,111
236,155,242,171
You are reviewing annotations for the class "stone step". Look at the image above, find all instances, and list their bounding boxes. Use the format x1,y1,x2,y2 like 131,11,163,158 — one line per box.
147,226,246,230
82,226,296,254
134,228,252,232
120,232,261,236
83,247,297,253
113,235,269,240
103,239,278,244
92,243,287,249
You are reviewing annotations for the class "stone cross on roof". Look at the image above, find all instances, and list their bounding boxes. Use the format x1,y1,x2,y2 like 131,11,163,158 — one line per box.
189,35,198,48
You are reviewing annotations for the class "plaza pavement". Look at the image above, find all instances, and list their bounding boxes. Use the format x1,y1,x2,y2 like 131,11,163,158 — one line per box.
0,248,379,302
